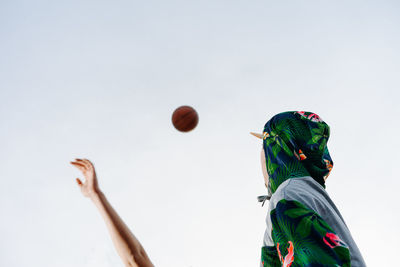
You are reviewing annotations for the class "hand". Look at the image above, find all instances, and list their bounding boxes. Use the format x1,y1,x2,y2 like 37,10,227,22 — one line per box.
70,158,101,199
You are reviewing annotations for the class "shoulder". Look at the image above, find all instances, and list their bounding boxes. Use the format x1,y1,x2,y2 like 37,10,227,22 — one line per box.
269,177,326,214
268,179,291,207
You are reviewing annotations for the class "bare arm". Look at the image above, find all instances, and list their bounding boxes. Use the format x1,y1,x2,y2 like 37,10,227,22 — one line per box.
71,158,154,267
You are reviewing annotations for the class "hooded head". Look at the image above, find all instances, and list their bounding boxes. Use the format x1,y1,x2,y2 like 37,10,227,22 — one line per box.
256,111,333,195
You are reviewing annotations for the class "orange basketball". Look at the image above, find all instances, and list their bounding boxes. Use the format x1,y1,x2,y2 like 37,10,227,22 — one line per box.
171,105,199,132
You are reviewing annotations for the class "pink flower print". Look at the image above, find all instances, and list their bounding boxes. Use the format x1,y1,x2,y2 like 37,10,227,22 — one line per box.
298,149,307,161
323,159,333,180
307,113,323,122
277,241,294,267
324,159,333,171
295,111,324,123
294,149,307,161
323,233,348,249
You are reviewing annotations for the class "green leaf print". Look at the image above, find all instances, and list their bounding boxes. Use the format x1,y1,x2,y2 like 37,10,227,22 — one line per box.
269,199,351,267
267,160,279,176
271,144,281,158
284,206,311,219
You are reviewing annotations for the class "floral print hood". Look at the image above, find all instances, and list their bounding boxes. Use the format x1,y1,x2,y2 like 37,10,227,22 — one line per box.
262,111,333,194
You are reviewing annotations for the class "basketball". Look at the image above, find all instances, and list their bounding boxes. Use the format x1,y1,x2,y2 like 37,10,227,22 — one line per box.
171,105,199,132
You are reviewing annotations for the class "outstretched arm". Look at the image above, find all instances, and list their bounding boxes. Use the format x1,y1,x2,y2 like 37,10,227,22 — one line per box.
71,158,154,267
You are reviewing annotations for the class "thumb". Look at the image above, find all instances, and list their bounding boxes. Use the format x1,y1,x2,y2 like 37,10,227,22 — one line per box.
76,178,83,187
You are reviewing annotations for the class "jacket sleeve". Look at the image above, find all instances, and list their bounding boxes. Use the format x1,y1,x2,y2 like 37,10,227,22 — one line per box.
267,199,351,267
261,245,282,267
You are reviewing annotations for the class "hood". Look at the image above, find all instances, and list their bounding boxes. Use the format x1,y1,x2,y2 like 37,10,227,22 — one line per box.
262,111,333,195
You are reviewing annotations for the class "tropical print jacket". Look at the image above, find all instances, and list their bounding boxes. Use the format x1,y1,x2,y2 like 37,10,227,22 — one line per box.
259,111,366,267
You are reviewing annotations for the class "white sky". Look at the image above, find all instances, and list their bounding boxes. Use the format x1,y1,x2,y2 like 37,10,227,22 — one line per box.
1,0,399,266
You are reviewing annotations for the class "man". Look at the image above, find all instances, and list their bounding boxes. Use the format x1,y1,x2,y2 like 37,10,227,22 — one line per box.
251,111,366,266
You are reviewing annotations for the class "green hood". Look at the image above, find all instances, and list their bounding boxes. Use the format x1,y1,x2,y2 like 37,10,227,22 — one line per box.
262,111,333,194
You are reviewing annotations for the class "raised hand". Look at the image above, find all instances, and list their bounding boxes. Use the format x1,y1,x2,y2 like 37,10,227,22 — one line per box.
70,158,154,267
70,158,100,198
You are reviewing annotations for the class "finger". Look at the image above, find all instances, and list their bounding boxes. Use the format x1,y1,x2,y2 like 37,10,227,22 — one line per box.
77,158,91,169
75,158,87,165
82,159,94,169
71,161,85,167
70,161,86,171
76,178,83,186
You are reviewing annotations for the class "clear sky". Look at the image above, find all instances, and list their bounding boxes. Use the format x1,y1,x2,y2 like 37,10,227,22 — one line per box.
1,0,399,266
